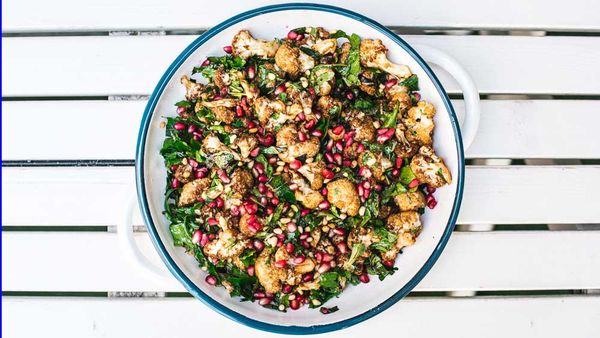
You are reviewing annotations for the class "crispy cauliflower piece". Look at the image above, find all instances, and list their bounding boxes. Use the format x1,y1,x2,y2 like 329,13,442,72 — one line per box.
199,98,237,109
180,75,205,101
316,96,342,116
209,106,235,124
229,168,253,196
349,112,376,142
282,137,320,162
382,212,423,260
311,38,337,55
358,151,393,181
394,191,426,211
275,43,315,77
173,163,193,184
410,145,452,188
297,161,325,190
339,42,351,63
360,39,412,79
327,179,360,216
202,134,225,154
387,84,412,112
276,124,298,147
292,172,324,209
204,228,249,261
313,67,335,96
178,178,211,207
358,70,377,96
287,86,314,116
254,97,286,126
394,122,420,158
233,134,258,159
231,30,279,60
255,250,287,293
403,101,435,145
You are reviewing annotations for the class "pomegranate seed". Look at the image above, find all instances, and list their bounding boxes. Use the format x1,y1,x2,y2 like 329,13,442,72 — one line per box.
304,119,316,129
321,188,328,196
346,91,354,100
223,45,233,54
408,179,420,189
259,297,272,306
254,162,265,174
356,143,365,154
427,186,437,194
171,178,180,189
385,128,395,137
274,84,286,95
260,196,268,205
192,230,202,244
201,59,211,67
266,206,274,215
326,139,334,152
377,128,390,136
362,181,371,190
207,218,218,226
217,169,230,183
173,122,186,131
290,299,300,310
295,34,304,41
413,92,421,101
247,65,255,79
195,167,208,179
301,209,311,217
193,133,202,141
231,206,240,216
247,120,257,129
358,185,364,197
317,263,331,274
385,78,398,88
298,131,307,142
187,124,197,134
332,125,344,135
271,197,279,205
293,256,306,264
289,160,302,170
359,273,370,283
324,153,334,163
336,242,348,254
286,242,295,254
266,191,274,198
263,134,275,146
257,174,268,183
287,30,298,40
427,197,438,209
213,95,223,101
274,260,287,268
374,184,383,192
342,160,352,167
299,233,309,240
209,234,216,240
358,166,372,178
333,228,345,236
235,105,244,117
268,157,277,165
253,240,265,251
297,112,305,121
287,222,297,233
247,265,255,276
302,273,314,282
335,140,343,152
200,234,209,247
244,203,258,215
333,153,342,165
315,252,323,262
383,260,395,268
395,157,403,169
318,200,330,210
215,197,224,208
391,169,399,177
188,159,198,168
208,201,217,208
282,284,293,294
205,275,217,285
276,233,285,240
258,183,267,194
311,130,324,137
322,169,335,179
322,253,333,263
170,164,179,172
345,138,353,148
253,291,266,299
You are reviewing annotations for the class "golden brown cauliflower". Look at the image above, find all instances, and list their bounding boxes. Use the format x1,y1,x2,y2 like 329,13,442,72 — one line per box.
178,178,211,207
316,96,342,116
292,172,324,209
204,228,249,261
327,179,360,216
283,137,320,162
387,84,412,112
209,106,235,124
287,86,314,116
403,101,436,145
233,134,258,159
238,213,259,236
229,168,253,196
199,98,237,109
339,42,351,63
410,145,452,188
180,75,205,101
394,122,420,158
276,124,298,147
349,112,376,142
312,67,335,96
358,151,393,181
297,161,325,190
275,43,315,77
254,97,286,126
382,212,423,260
255,250,287,293
394,191,426,211
232,30,280,59
360,39,412,79
311,38,337,55
173,163,193,184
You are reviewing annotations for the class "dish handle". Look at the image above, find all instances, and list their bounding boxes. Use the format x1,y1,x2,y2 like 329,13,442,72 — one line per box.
413,44,481,150
117,191,173,281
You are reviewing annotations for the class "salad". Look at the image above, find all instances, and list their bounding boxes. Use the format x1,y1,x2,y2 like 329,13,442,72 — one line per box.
160,27,452,313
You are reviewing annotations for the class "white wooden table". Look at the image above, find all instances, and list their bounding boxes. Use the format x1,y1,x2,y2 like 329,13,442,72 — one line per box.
3,1,600,336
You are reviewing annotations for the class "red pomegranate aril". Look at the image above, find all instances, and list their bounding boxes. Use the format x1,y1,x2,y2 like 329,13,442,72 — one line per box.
274,84,286,95
395,157,403,169
427,186,437,194
298,131,307,142
201,59,211,67
362,181,371,190
207,201,217,208
271,197,280,205
324,152,334,163
254,162,265,174
261,134,275,146
374,184,383,192
289,160,302,170
231,205,240,216
408,178,420,189
317,262,331,274
322,253,333,263
295,33,304,41
253,240,265,251
247,120,257,129
356,143,365,154
358,166,372,178
301,209,311,217
357,185,364,197
391,169,399,177
377,128,389,136
336,242,348,254
268,156,277,165
276,233,285,241
413,92,421,101
345,137,353,148
217,169,230,183
333,227,345,236
287,30,298,40
207,218,218,226
187,159,198,168
304,119,316,130
287,222,297,233
266,206,274,215
297,112,305,121
383,260,395,268
299,233,309,240
302,273,314,282
173,122,186,131
318,200,330,210
326,139,334,152
332,125,344,135
290,299,300,310
244,203,258,215
322,168,335,179
266,190,274,198
427,197,438,209
223,45,233,54
193,133,202,141
200,233,209,247
235,105,244,117
384,128,395,137
311,130,324,137
192,230,202,245
359,273,370,283
335,140,343,152
258,183,267,194
321,188,328,196
260,196,268,205
253,291,265,299
215,197,224,208
205,275,217,285
274,260,287,268
333,153,342,165
385,78,398,88
247,65,255,79
282,284,293,294
346,91,354,100
257,175,268,183
259,297,272,306
315,251,323,262
196,167,208,179
342,160,352,167
209,234,216,240
171,178,180,189
293,256,306,264
285,242,295,254
170,164,179,172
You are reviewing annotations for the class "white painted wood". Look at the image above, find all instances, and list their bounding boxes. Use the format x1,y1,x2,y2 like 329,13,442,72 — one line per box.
3,0,600,32
4,166,600,226
3,231,600,292
4,100,600,160
4,296,600,337
4,35,600,97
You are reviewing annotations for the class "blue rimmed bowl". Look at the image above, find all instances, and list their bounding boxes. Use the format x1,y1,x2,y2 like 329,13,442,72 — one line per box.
135,3,470,335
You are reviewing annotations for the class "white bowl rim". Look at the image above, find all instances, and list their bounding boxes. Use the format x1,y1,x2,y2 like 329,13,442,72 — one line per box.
135,3,465,335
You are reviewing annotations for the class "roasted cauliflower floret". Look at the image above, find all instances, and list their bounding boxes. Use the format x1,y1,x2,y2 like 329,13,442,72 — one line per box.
232,30,280,59
410,145,452,188
276,124,298,147
311,38,337,55
254,97,286,126
339,42,351,63
229,168,253,196
394,122,420,158
204,228,249,261
327,179,360,216
394,191,426,211
403,101,436,145
283,137,320,162
360,39,412,79
255,250,287,293
199,98,237,109
382,212,423,260
178,178,211,207
275,43,315,77
292,172,324,209
312,67,335,96
180,75,205,101
233,134,258,159
202,134,226,154
210,106,235,124
173,163,193,184
349,112,376,142
387,84,412,112
358,151,393,181
287,86,314,116
297,161,325,190
316,96,342,116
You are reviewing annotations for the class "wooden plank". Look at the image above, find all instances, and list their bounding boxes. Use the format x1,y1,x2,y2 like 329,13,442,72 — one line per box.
4,166,600,226
3,231,599,292
3,35,600,97
4,100,600,161
4,295,600,337
3,0,600,32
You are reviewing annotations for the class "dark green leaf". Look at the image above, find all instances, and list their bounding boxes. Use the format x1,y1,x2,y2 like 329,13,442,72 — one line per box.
400,74,419,91
170,223,193,251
